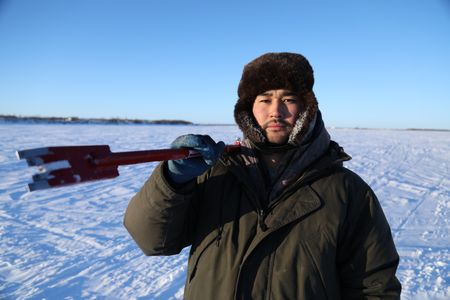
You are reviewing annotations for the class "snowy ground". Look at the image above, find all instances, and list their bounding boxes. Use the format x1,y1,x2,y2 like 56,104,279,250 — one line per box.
0,124,449,299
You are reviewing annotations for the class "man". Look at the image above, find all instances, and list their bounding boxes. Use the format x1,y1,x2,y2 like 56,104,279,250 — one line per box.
124,52,402,299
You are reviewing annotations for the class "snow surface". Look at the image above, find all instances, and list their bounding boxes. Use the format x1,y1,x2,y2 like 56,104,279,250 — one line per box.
1,124,449,300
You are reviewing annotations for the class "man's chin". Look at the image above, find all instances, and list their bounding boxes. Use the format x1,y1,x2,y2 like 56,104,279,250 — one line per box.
266,133,289,144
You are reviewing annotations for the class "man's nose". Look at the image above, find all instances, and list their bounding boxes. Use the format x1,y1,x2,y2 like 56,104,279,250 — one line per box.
269,101,284,118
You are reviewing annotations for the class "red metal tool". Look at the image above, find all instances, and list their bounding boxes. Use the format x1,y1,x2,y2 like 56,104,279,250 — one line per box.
16,143,241,191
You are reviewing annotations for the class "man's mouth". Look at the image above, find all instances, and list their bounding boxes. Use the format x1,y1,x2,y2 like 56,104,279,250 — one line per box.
267,124,284,129
264,120,290,130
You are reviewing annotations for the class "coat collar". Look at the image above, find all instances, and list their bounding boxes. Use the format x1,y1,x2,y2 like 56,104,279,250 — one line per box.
220,139,351,216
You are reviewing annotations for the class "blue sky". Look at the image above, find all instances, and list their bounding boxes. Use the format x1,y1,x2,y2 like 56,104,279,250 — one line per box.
1,0,449,129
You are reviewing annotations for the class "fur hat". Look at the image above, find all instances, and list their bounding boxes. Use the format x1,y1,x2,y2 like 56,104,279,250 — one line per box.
234,52,319,145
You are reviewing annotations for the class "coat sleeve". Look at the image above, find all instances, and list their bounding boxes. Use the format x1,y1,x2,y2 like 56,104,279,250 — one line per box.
337,175,402,299
123,162,199,256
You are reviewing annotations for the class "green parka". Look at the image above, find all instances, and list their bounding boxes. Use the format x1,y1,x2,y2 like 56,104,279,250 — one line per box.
124,142,401,299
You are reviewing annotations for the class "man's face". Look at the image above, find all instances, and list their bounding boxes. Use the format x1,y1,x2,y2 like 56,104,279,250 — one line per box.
252,89,301,144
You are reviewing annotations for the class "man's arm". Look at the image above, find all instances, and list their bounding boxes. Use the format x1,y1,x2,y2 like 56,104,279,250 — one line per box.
124,134,224,256
124,162,198,255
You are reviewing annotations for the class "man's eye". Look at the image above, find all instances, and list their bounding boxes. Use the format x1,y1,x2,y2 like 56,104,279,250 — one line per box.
283,98,297,103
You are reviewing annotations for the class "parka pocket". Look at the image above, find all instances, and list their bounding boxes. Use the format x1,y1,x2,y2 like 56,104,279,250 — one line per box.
301,240,329,299
187,233,218,283
271,228,336,299
185,232,226,300
299,229,338,300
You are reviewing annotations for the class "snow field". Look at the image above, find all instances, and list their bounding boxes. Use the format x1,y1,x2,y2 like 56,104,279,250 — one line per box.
0,124,449,299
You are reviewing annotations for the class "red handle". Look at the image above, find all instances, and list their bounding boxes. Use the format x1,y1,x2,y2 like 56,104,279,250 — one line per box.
94,144,241,167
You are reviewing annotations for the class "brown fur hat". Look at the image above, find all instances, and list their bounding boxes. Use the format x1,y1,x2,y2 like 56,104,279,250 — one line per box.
234,52,319,145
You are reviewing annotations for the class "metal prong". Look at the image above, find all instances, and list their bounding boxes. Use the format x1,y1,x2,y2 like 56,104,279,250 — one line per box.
25,157,45,166
16,147,51,163
40,160,71,172
32,172,55,181
28,180,51,192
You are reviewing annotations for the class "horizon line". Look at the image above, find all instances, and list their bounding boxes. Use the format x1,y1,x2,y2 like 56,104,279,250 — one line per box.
1,114,449,132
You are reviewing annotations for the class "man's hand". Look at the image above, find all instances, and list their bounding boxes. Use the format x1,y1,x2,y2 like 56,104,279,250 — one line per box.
167,134,225,184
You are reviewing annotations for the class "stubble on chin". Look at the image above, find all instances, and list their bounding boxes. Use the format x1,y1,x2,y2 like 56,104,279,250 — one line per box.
262,120,293,144
265,132,290,144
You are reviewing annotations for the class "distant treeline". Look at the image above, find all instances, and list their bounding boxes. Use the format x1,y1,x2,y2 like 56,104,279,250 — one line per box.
406,128,450,132
0,115,193,125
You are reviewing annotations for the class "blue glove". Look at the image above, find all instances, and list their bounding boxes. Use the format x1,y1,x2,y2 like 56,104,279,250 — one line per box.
167,134,225,184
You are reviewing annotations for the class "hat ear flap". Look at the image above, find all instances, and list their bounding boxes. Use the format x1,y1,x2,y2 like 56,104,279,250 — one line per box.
288,91,319,145
234,104,267,143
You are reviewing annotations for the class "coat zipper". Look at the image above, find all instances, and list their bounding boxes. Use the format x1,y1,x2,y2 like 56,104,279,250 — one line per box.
265,251,276,300
223,144,347,299
258,209,268,231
